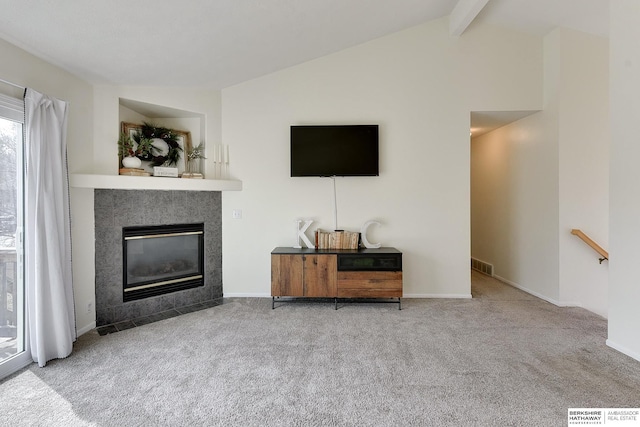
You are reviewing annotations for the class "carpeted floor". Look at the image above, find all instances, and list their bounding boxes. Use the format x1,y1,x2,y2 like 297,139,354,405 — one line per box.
1,271,639,426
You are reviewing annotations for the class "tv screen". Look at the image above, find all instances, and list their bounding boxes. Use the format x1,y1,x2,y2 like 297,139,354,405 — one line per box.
290,125,379,177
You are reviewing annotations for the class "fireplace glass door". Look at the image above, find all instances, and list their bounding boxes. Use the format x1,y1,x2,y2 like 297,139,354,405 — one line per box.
123,223,204,301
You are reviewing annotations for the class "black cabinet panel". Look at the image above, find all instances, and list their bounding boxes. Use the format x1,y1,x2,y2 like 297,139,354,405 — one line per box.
337,253,402,271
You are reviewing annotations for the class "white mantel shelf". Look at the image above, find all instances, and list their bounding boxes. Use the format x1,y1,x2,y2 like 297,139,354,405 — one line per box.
70,174,242,192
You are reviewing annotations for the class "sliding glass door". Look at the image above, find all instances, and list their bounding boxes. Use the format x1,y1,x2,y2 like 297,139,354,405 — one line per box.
0,94,30,378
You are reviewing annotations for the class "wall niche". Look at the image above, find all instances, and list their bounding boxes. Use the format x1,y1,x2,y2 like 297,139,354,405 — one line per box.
118,97,206,175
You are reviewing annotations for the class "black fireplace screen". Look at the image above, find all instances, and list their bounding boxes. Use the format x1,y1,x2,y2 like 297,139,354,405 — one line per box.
122,223,204,302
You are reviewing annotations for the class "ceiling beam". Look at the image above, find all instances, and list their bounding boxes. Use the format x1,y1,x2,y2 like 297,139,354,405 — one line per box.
449,0,491,36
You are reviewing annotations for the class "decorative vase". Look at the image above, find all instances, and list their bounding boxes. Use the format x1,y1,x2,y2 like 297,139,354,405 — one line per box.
187,159,201,174
122,156,142,169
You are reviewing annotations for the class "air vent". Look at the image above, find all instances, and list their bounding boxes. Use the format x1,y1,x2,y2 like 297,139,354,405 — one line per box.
471,258,493,276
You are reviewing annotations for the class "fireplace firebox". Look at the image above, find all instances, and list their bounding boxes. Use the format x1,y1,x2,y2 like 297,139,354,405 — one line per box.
122,223,204,302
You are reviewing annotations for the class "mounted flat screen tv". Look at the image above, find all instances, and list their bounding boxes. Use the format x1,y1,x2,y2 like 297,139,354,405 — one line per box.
290,125,379,177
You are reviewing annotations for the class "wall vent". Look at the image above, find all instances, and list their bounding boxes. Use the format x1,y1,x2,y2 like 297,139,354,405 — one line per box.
471,257,494,276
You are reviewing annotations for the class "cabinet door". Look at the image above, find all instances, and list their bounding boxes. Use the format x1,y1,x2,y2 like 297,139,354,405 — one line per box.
271,255,303,296
303,255,337,297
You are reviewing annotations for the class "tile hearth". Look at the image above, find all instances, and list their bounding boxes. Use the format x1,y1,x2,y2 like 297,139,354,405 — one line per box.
96,299,222,335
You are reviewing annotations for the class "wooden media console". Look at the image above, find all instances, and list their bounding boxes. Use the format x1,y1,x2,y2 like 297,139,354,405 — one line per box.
271,247,403,309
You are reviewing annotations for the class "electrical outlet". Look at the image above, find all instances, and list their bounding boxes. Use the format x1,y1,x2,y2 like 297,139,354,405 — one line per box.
86,302,93,314
232,209,242,219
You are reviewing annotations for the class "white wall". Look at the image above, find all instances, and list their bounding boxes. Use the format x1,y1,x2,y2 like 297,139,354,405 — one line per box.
471,28,609,316
0,37,95,333
221,18,542,298
557,29,609,317
608,0,640,361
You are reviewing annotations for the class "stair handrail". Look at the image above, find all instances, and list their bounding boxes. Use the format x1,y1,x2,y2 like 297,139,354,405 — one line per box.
571,229,608,264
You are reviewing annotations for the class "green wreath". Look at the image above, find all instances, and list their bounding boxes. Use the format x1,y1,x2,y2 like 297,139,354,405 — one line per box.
133,122,183,167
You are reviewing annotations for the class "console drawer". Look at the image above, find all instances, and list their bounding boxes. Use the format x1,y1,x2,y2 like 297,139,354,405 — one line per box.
337,271,403,297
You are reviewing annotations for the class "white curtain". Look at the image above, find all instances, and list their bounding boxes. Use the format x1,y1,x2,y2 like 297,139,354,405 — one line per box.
24,88,76,367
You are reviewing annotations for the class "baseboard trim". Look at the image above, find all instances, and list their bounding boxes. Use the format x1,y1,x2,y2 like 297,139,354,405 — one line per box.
77,321,96,337
556,301,583,308
223,293,473,299
492,275,580,307
606,339,640,363
404,293,472,299
223,293,271,298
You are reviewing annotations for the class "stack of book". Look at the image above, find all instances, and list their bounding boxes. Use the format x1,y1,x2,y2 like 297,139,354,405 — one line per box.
181,172,204,179
119,168,151,176
153,167,179,177
315,230,360,250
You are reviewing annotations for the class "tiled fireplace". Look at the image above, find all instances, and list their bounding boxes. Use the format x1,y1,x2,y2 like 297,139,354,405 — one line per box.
94,189,222,326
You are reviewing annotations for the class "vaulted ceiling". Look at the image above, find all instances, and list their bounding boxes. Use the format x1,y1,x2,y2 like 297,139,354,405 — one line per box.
0,0,608,89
